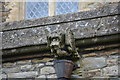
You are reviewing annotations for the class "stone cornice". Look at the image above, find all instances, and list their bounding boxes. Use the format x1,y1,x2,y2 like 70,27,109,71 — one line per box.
2,15,120,50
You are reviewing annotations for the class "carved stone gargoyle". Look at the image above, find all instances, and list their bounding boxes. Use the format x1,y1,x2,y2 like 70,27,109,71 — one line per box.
47,29,80,60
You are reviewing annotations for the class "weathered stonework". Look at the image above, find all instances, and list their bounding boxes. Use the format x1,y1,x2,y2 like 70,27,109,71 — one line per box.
2,67,20,73
1,58,56,78
1,1,25,22
1,73,7,78
7,71,38,78
81,57,107,70
36,75,46,79
0,2,11,23
1,2,120,79
2,11,120,50
40,66,55,75
2,53,119,78
2,62,16,68
107,56,118,66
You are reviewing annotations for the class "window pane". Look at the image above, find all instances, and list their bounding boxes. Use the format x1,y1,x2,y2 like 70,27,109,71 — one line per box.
26,1,48,19
56,0,79,15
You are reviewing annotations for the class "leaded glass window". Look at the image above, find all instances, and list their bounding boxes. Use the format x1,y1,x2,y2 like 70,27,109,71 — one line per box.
26,1,48,19
56,0,79,15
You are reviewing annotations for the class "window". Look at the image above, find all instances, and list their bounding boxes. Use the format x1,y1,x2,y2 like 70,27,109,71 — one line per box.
56,1,79,15
26,1,48,19
26,0,79,19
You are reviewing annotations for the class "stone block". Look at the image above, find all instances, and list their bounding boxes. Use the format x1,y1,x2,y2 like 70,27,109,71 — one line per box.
83,69,102,78
36,75,46,78
34,63,44,68
82,57,107,70
71,75,81,78
32,58,53,64
2,67,20,73
2,62,16,68
40,66,55,75
31,59,45,63
47,74,57,78
46,62,54,66
16,60,31,65
8,71,38,78
20,64,34,71
102,65,118,76
36,75,46,80
107,55,118,66
2,73,7,78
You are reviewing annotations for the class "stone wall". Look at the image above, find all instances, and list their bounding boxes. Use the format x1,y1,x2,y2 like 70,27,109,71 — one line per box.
0,1,25,23
2,58,56,78
73,54,119,78
0,2,11,23
5,1,25,22
79,2,113,11
2,51,119,78
1,2,120,79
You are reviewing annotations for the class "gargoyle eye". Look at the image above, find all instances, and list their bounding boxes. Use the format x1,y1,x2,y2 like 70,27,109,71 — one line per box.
53,39,56,41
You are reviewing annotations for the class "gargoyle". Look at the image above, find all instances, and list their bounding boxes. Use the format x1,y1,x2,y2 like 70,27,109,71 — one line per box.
47,29,80,60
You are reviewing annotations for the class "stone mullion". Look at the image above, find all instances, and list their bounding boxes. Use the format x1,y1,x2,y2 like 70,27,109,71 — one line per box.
4,0,26,22
48,0,56,16
18,0,26,20
78,1,90,11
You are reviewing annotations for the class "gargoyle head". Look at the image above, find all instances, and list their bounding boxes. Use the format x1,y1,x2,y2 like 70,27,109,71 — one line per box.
47,29,80,60
47,31,65,50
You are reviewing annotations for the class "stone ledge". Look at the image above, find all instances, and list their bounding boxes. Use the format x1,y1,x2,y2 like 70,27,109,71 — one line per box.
2,15,120,49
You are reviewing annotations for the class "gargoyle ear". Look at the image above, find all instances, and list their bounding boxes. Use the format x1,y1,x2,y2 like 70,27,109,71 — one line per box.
66,29,75,46
60,33,65,46
47,36,51,47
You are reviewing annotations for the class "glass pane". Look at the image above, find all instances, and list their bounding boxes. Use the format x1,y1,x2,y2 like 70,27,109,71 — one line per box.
56,0,78,15
26,1,48,19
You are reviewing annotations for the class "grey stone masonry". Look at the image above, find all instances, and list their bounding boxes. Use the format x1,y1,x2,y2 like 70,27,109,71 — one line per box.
7,71,38,78
72,54,119,78
0,2,11,23
82,57,107,70
1,2,120,79
2,58,56,78
1,2,120,50
2,54,119,78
